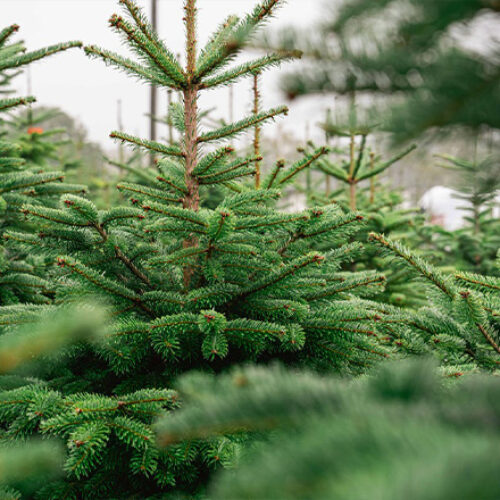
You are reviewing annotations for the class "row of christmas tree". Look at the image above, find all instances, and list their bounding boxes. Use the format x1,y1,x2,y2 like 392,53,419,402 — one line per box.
0,1,498,497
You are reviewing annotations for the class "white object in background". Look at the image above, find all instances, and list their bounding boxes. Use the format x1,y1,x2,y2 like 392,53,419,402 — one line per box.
420,186,467,230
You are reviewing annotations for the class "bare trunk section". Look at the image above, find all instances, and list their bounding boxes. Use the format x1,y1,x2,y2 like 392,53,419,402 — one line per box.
349,134,357,211
182,0,199,288
183,86,199,211
349,182,357,211
149,0,158,164
325,109,331,197
253,72,262,188
369,151,375,205
167,90,174,145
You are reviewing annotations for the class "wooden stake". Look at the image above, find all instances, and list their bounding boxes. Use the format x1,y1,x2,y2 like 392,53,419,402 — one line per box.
167,90,173,145
325,108,331,196
229,84,234,124
370,151,375,205
253,72,262,188
149,0,158,163
117,99,124,163
349,134,356,211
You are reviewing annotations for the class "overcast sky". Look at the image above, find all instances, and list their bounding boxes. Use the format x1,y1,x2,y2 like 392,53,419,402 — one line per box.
3,0,326,149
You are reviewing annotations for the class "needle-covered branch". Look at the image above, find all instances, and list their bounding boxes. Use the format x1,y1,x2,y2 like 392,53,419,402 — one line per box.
357,144,417,181
110,131,184,157
84,45,176,87
198,106,288,143
279,147,330,185
201,51,301,89
369,233,453,298
0,41,82,71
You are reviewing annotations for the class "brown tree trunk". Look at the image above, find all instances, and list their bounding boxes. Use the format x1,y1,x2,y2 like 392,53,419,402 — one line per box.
349,134,356,211
369,151,375,205
183,86,199,211
253,72,262,188
182,0,199,288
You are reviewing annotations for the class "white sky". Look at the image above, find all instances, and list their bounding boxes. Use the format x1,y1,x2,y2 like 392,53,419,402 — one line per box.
3,0,327,148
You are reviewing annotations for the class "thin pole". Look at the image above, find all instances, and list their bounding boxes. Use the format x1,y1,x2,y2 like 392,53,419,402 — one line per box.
305,121,311,192
349,134,356,211
27,67,33,126
369,151,375,205
117,99,124,163
167,90,173,145
253,72,261,188
325,108,331,196
229,84,234,124
149,0,158,145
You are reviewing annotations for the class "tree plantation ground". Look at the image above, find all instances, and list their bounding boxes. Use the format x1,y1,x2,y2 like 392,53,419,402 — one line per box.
0,1,498,498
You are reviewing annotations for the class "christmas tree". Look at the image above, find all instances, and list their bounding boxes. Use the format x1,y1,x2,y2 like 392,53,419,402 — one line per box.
266,0,500,141
0,2,406,497
368,233,500,370
429,153,500,275
296,106,429,308
0,25,83,306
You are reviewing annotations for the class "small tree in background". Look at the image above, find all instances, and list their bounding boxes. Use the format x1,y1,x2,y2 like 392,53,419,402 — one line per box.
0,25,83,305
294,105,431,308
431,153,500,275
312,105,416,212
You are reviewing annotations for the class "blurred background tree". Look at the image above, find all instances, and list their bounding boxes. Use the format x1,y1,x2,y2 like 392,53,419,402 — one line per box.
156,359,500,500
265,0,500,143
255,0,500,216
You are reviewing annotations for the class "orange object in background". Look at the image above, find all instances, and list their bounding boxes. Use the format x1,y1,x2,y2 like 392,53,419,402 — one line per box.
27,126,44,135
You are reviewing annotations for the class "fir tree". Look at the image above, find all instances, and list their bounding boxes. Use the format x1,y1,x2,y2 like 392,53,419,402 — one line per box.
429,153,500,275
0,2,405,497
297,106,428,308
264,0,500,141
309,104,417,213
6,107,67,168
0,301,107,498
155,359,500,500
0,25,83,306
368,233,500,370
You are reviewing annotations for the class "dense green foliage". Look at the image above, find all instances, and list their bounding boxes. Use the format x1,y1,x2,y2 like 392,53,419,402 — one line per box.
0,26,84,306
368,233,500,369
0,2,410,497
156,359,500,499
0,1,498,498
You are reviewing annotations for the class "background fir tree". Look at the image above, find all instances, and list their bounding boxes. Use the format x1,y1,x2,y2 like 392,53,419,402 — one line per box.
0,25,83,305
5,108,64,166
295,105,431,308
18,106,109,201
263,0,500,141
0,1,412,497
429,153,500,275
368,233,500,371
